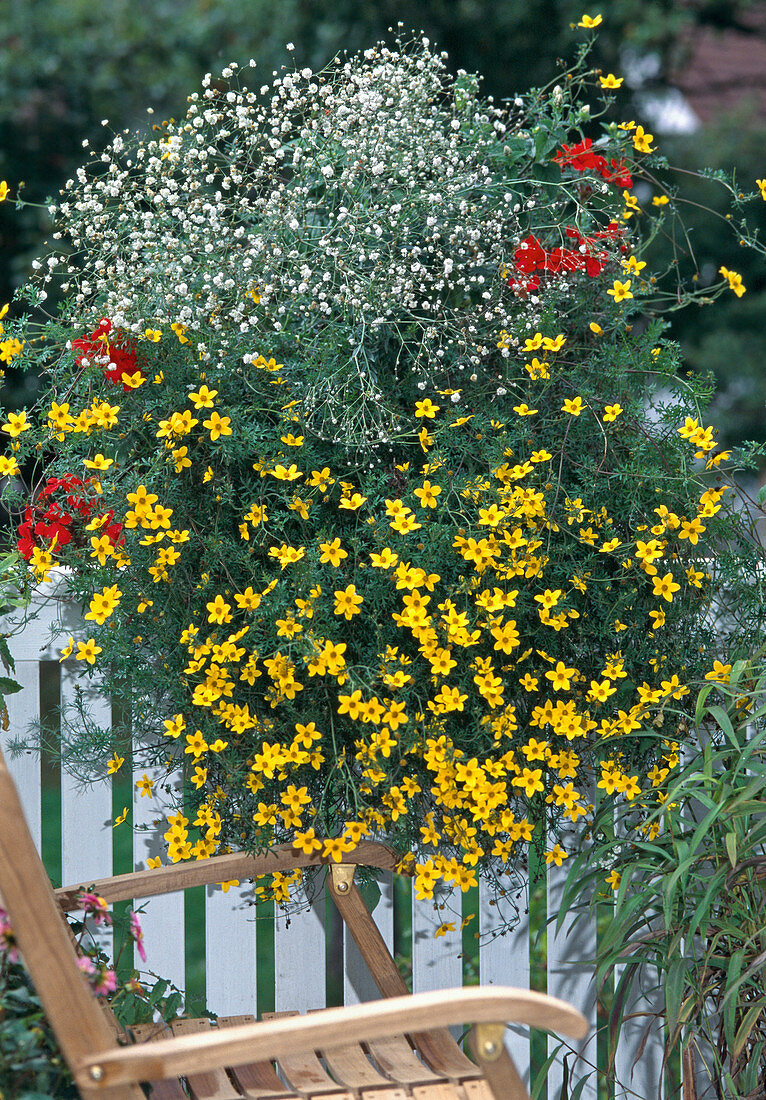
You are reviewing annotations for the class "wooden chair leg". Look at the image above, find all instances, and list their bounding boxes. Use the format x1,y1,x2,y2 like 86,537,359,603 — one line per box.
469,1023,530,1100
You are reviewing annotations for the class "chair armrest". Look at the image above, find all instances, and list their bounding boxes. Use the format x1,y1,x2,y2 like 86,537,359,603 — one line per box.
75,986,587,1090
55,840,399,909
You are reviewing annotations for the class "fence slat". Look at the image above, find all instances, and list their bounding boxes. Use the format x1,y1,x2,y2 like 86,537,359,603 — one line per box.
343,870,394,1005
2,659,43,850
547,848,598,1100
132,760,186,992
479,868,531,1083
205,882,258,1015
274,873,326,1013
60,663,113,889
412,883,462,994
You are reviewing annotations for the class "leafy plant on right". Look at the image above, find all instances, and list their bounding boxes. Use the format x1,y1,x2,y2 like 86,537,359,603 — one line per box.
562,661,766,1097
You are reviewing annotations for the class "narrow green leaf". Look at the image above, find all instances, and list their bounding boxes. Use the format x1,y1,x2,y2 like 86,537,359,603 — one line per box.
725,831,737,869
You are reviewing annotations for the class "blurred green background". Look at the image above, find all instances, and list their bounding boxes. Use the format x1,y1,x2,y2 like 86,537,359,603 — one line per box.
3,0,766,447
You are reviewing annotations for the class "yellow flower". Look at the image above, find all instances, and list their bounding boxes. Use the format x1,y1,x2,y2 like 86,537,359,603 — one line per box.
632,125,654,153
84,584,122,625
599,73,623,88
171,322,189,344
512,403,538,416
0,181,9,202
545,661,577,692
338,493,367,511
545,845,568,866
206,595,233,624
577,13,602,28
719,266,746,297
219,880,239,893
76,639,102,664
136,774,155,798
434,921,456,938
652,572,681,603
605,870,621,890
203,411,233,441
114,807,129,827
1,411,30,438
603,403,623,422
147,857,162,869
319,537,348,567
705,660,732,683
334,584,364,620
185,731,209,758
189,384,218,409
106,753,124,775
143,328,162,341
607,279,633,303
623,255,646,275
414,398,440,419
757,178,766,200
414,480,442,508
0,454,20,477
370,548,398,569
561,396,583,416
83,453,114,471
652,195,670,206
511,767,545,797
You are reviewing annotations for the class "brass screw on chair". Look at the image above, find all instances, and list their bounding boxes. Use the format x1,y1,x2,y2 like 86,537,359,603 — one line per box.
334,880,350,893
89,1065,104,1081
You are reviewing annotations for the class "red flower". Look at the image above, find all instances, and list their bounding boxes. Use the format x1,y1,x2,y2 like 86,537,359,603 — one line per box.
17,475,123,560
72,318,141,391
553,137,633,190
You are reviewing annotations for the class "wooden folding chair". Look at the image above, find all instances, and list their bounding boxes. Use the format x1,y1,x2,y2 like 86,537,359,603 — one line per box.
0,747,586,1099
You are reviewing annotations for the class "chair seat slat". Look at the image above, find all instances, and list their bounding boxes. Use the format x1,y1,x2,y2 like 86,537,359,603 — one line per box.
365,1034,443,1085
129,1023,200,1100
411,1085,465,1099
171,1018,243,1100
319,1040,393,1089
263,1013,353,1096
218,1016,296,1099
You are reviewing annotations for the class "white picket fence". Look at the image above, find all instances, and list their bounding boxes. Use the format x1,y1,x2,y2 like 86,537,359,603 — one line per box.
1,586,673,1098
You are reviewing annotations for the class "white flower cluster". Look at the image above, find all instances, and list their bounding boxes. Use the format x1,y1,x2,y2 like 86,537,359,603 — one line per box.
42,38,532,445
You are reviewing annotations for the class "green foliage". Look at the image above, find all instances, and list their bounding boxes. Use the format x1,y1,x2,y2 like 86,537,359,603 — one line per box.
0,962,77,1099
561,664,766,1096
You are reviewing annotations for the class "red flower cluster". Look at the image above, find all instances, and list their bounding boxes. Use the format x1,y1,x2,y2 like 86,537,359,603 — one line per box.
17,475,122,559
72,318,141,391
507,223,625,293
553,138,633,189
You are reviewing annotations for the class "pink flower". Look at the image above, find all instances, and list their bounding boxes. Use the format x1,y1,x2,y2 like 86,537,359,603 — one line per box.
129,910,147,963
0,908,20,964
91,966,118,996
76,892,112,926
